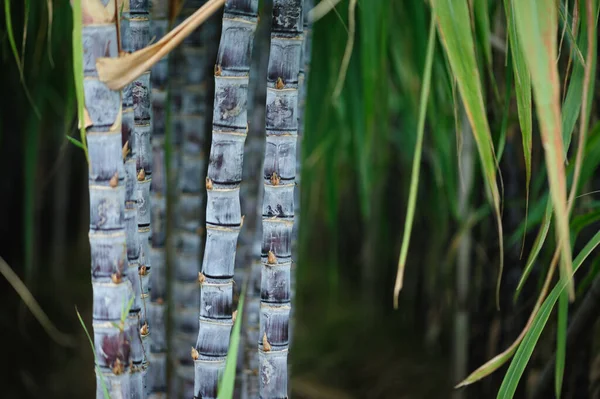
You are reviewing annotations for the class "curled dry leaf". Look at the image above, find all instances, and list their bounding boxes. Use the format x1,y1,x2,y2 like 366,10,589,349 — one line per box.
96,0,226,90
232,310,238,323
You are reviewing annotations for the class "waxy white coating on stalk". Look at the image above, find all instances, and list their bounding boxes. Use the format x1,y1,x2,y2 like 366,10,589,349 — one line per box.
258,0,303,397
122,0,155,395
193,1,259,398
83,2,134,397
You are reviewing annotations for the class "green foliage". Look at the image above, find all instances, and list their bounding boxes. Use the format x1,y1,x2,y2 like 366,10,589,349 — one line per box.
5,0,600,397
430,0,504,307
498,230,600,398
394,12,436,306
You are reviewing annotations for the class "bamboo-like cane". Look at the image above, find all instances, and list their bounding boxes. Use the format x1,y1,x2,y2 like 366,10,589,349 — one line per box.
82,1,134,397
123,0,154,394
120,2,149,397
193,1,259,397
258,1,303,397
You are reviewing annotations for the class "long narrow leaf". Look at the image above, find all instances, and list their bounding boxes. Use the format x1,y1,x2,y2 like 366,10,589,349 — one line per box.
497,230,600,398
430,0,504,307
555,290,568,396
513,0,573,298
5,0,24,81
393,12,436,307
504,0,533,257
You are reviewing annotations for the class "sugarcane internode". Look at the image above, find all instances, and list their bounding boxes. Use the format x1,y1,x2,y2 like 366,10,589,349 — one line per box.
193,1,260,398
258,0,303,397
83,1,136,397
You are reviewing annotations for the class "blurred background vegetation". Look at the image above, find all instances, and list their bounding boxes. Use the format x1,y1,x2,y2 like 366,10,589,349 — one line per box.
2,0,600,398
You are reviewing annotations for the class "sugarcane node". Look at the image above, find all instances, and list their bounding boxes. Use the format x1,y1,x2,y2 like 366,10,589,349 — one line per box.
191,347,199,360
109,172,119,188
262,333,272,352
267,250,277,264
112,358,124,375
232,310,238,323
122,141,130,160
205,177,213,190
111,272,122,284
214,64,222,76
276,77,285,90
198,272,206,284
270,172,280,186
140,322,149,336
137,168,146,181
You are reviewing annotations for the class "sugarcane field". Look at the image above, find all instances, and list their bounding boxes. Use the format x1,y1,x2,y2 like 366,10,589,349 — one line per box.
3,0,600,398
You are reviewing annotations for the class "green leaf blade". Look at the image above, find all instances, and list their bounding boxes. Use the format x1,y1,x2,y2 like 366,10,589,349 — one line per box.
430,0,504,306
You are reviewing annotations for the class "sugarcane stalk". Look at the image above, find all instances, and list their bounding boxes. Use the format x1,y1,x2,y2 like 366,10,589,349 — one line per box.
147,0,170,396
258,1,303,397
120,2,148,397
123,0,155,394
82,1,134,397
193,1,259,397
